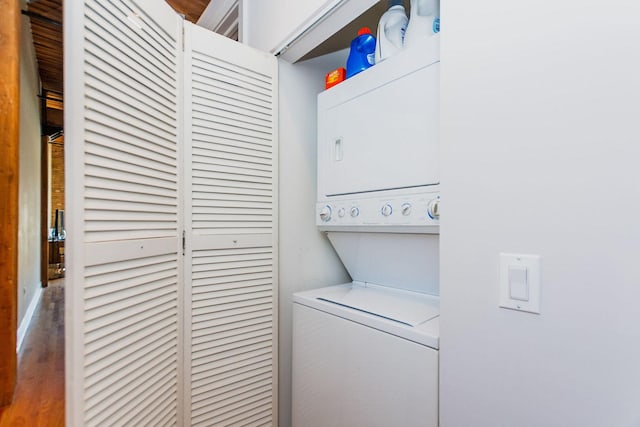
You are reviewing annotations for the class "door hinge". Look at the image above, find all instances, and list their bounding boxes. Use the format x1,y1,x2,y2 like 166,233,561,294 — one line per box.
181,17,185,51
182,230,186,255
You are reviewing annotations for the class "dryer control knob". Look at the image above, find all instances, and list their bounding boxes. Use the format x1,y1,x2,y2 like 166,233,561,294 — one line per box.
381,204,393,217
427,199,440,219
350,207,360,218
401,203,412,216
319,205,332,222
338,208,346,218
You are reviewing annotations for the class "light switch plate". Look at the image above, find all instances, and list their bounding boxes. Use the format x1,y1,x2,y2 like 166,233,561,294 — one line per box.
499,253,541,314
508,265,529,301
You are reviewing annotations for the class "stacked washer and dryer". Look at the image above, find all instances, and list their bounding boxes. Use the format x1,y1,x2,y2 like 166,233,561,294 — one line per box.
292,34,441,427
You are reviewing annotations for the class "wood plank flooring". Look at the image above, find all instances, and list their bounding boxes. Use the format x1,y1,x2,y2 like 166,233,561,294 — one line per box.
0,278,65,426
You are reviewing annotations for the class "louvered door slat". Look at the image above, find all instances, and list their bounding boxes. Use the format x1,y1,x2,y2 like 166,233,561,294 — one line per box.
194,169,272,185
191,51,272,86
85,58,176,119
192,179,272,192
192,388,272,425
192,118,272,145
86,101,176,143
192,253,273,267
192,316,273,341
194,162,272,178
191,76,272,107
192,377,272,414
66,1,181,425
192,108,272,131
191,342,272,372
86,133,175,168
184,21,278,427
199,402,272,427
192,360,272,394
86,120,177,158
105,0,176,53
86,86,176,136
193,282,273,298
192,131,272,153
241,416,273,427
86,350,176,417
85,5,176,88
192,101,272,126
87,177,175,199
85,161,176,191
192,87,271,119
192,147,271,167
192,305,273,326
84,31,174,105
192,203,273,212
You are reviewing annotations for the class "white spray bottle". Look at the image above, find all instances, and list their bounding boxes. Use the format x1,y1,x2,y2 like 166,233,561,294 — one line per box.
403,0,440,48
374,0,409,63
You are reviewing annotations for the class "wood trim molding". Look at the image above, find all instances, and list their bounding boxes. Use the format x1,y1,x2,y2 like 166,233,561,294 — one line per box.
196,0,238,36
41,135,49,288
0,0,21,407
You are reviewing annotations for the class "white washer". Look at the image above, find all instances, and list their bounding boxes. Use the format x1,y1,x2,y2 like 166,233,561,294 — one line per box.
292,283,439,427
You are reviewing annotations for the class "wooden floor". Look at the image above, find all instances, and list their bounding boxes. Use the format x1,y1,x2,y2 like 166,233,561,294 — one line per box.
0,278,65,426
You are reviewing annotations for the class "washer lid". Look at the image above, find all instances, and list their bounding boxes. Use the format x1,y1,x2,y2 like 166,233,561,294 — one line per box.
319,282,439,327
294,283,440,348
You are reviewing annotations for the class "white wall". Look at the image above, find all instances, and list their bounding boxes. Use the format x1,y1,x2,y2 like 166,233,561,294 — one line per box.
440,0,640,425
278,50,351,427
242,0,334,53
17,14,42,326
242,0,379,62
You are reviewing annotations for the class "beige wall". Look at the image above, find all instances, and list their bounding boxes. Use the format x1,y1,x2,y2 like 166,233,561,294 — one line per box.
17,14,42,326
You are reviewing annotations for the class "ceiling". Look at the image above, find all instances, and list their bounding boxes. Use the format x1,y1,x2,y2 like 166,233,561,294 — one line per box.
166,0,210,23
24,0,210,136
26,0,63,134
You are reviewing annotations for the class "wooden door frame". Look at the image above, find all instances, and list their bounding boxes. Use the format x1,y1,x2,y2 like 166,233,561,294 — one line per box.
0,0,21,407
41,136,49,288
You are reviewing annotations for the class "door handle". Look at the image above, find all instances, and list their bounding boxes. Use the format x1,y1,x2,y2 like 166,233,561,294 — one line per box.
334,138,343,161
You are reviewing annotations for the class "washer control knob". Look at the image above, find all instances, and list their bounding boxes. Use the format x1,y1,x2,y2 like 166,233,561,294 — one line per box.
401,203,412,216
427,199,440,219
338,208,346,218
381,204,393,217
319,205,332,222
350,207,360,218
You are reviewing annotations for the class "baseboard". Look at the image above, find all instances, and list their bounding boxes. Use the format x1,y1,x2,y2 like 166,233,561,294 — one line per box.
17,284,43,352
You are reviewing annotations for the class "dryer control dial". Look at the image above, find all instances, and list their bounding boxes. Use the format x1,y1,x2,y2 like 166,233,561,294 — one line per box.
381,204,393,217
427,199,440,219
350,207,360,218
401,203,412,216
338,208,346,218
319,205,332,222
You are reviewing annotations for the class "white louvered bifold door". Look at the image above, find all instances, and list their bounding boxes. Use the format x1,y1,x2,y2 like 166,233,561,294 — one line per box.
65,1,183,426
183,22,279,427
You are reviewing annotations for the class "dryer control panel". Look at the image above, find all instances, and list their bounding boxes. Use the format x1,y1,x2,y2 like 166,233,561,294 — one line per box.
316,188,440,233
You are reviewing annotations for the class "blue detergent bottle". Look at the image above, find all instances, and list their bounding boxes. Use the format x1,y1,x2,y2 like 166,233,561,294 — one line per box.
346,27,376,78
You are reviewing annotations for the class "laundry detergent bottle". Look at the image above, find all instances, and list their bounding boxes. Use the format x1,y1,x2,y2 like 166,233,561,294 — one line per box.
375,0,409,63
346,27,376,78
404,0,440,48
